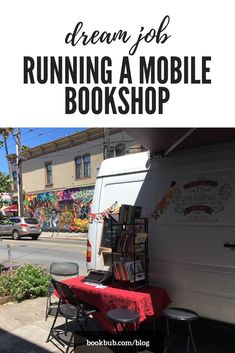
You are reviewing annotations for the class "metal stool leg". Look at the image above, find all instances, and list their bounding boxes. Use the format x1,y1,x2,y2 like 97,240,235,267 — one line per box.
187,335,190,353
188,322,197,353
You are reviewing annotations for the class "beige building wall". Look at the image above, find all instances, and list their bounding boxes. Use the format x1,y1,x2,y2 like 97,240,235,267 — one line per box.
19,130,140,194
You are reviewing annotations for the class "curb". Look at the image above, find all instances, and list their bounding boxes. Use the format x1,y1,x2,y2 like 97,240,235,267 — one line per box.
39,232,88,240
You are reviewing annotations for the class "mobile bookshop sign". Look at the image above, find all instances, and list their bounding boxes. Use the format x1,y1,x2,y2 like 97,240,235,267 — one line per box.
152,170,234,225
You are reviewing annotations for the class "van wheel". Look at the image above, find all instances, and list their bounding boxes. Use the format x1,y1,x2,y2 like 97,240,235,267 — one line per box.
12,231,20,240
31,236,39,240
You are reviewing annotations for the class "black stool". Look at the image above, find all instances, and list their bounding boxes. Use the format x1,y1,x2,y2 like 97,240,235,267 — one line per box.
107,309,139,337
163,307,199,353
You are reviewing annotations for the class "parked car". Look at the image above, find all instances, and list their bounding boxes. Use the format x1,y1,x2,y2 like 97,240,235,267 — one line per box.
0,218,14,237
0,217,41,240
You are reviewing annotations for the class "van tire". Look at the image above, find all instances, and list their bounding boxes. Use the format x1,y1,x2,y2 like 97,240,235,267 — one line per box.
31,236,39,240
12,231,20,240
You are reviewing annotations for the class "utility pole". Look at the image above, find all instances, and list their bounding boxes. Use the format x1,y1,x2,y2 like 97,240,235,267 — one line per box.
103,128,111,160
4,138,12,175
15,128,24,217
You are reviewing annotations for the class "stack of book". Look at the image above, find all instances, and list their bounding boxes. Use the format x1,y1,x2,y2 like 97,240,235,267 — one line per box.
113,260,145,282
118,204,142,224
116,231,148,253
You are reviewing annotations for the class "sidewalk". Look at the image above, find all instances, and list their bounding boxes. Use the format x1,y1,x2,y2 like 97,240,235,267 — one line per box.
0,297,160,353
40,231,88,240
0,297,63,353
1,296,234,353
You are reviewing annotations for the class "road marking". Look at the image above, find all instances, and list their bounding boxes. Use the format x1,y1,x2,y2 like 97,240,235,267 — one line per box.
0,239,85,249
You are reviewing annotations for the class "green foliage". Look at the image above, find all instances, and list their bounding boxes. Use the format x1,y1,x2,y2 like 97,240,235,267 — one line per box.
0,264,50,302
21,145,28,151
0,219,13,225
0,128,13,139
0,172,12,194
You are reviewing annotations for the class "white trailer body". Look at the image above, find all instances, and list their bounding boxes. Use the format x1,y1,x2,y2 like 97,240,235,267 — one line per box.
87,143,235,324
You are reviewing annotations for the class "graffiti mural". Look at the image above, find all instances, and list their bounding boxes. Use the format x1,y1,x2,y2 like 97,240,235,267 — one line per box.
24,187,94,232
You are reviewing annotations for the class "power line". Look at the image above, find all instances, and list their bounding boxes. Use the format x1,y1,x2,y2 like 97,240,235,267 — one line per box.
6,128,76,148
6,130,136,159
21,128,34,136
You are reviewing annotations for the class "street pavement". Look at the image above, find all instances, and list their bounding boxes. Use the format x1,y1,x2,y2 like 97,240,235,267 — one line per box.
0,232,90,352
0,232,88,275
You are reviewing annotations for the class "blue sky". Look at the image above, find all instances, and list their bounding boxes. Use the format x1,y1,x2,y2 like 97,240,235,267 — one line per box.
0,128,84,174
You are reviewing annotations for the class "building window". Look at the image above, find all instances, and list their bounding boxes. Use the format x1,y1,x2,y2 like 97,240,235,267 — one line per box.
12,171,17,191
75,156,82,179
83,154,91,177
107,146,115,158
115,143,126,157
45,162,53,185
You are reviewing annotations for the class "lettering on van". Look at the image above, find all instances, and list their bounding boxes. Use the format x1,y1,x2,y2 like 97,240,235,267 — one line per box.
152,176,233,225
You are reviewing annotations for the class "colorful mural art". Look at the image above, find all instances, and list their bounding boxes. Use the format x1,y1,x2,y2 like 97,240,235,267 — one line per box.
23,187,94,232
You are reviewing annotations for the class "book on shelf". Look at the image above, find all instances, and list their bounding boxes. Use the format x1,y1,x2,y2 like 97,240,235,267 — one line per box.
135,272,145,281
113,262,120,280
125,260,145,282
115,231,148,253
126,218,146,233
113,261,128,281
113,260,145,282
116,231,127,252
118,204,142,224
135,232,148,244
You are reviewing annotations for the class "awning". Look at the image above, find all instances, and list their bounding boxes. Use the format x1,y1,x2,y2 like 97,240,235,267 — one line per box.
125,128,235,156
4,204,18,213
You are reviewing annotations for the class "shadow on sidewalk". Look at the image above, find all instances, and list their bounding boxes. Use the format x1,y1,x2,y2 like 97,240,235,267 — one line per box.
47,318,164,353
0,328,52,353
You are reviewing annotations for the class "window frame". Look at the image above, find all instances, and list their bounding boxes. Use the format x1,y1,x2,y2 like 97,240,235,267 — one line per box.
115,143,126,157
12,171,17,191
75,155,83,179
83,154,91,178
45,161,53,185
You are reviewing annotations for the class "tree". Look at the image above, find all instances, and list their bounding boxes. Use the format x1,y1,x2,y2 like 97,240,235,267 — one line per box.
0,172,12,195
0,128,14,175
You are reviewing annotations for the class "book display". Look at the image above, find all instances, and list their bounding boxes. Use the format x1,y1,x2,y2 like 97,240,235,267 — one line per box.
110,204,149,287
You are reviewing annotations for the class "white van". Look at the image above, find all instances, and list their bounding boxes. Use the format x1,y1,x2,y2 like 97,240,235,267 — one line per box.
87,142,235,324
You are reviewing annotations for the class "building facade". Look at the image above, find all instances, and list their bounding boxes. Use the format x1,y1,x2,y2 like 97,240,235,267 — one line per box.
9,128,142,232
